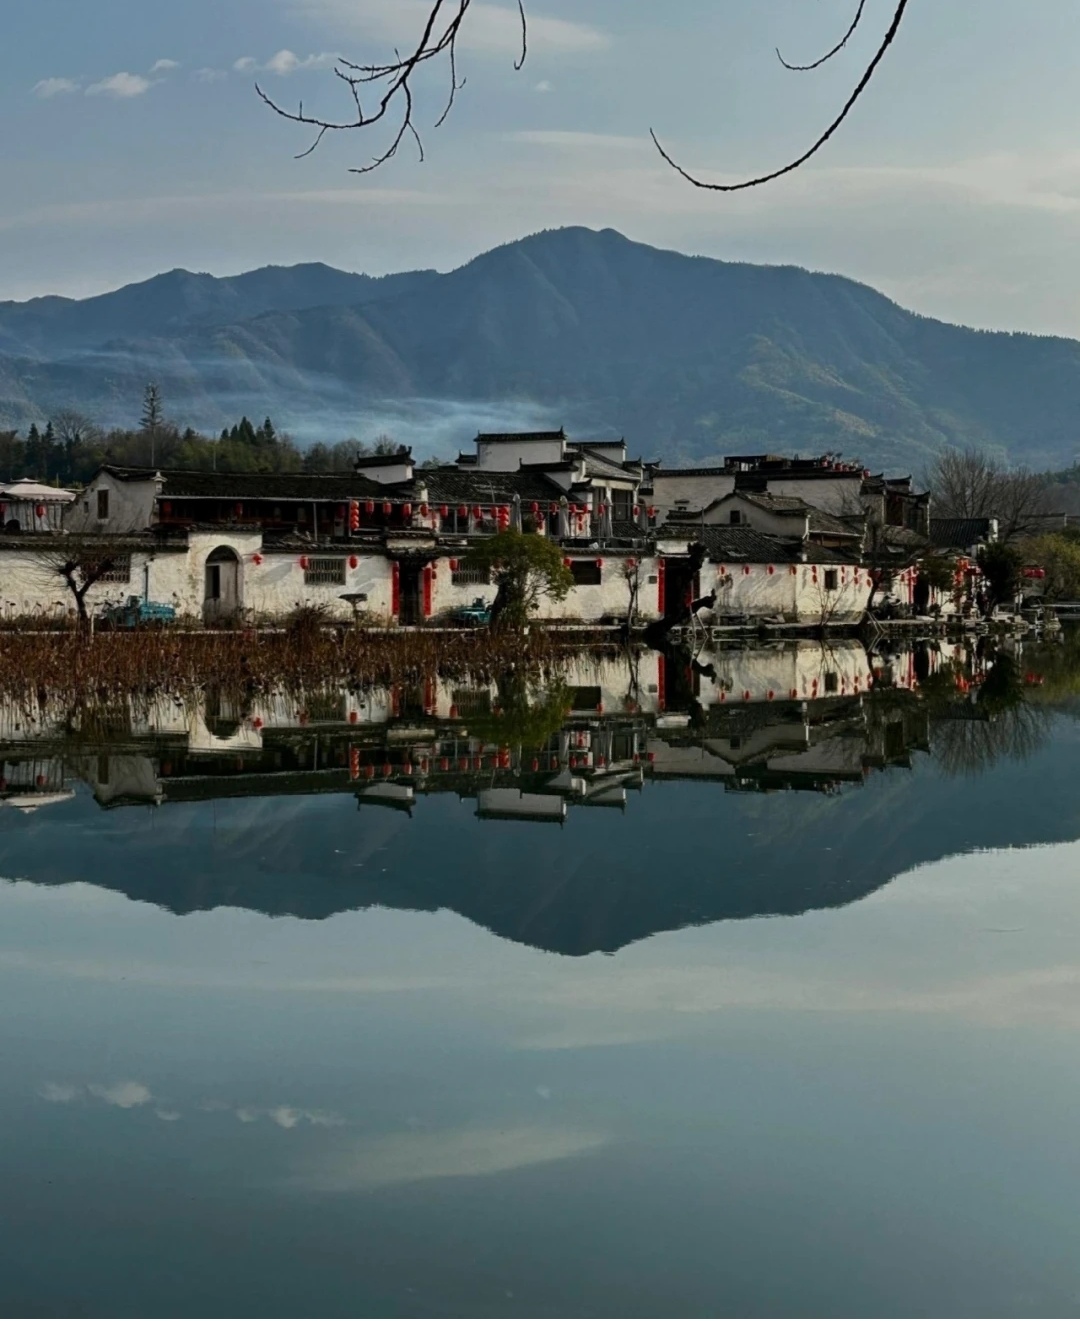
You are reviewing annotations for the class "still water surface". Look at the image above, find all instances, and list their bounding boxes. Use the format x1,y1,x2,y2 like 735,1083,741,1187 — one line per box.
3,637,1080,1317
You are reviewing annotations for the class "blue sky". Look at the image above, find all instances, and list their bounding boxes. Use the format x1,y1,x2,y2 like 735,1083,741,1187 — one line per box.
6,1,1080,337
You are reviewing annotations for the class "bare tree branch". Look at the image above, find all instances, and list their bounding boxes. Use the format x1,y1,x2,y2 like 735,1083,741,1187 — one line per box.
254,0,503,172
650,0,910,193
776,0,868,71
514,0,528,71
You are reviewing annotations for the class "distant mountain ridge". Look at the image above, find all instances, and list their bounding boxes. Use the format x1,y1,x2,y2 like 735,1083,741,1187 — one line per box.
3,226,1080,471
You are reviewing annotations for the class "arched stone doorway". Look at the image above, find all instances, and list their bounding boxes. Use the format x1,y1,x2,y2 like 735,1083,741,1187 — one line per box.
203,546,241,624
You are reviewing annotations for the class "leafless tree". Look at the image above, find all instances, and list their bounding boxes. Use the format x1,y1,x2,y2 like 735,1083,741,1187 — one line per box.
257,1,909,188
32,534,142,628
51,409,102,450
927,447,1054,542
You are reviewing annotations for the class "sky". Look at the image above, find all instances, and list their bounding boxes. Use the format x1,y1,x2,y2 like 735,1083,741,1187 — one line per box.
5,0,1080,338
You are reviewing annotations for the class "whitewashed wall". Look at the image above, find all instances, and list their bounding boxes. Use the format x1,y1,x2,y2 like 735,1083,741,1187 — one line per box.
649,471,734,521
761,474,864,515
701,493,809,539
67,471,159,534
476,437,566,470
696,559,871,624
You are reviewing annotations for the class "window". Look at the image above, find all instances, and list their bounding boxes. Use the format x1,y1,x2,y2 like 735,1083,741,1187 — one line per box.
613,490,633,521
451,564,491,587
729,509,743,525
451,688,492,718
569,686,602,711
824,671,839,694
304,557,347,587
823,569,839,591
96,489,109,520
98,555,131,584
569,560,602,586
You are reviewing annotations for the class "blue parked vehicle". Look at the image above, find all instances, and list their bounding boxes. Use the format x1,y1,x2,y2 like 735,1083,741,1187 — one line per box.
99,595,177,630
451,597,493,628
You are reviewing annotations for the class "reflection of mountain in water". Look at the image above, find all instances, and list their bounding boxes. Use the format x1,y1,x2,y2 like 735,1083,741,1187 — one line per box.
1,637,1077,955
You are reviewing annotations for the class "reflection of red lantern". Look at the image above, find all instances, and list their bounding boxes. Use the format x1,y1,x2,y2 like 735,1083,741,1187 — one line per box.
35,504,46,518
348,555,358,569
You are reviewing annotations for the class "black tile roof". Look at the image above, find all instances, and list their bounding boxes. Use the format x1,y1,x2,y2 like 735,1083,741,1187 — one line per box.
98,466,393,501
415,466,567,505
930,517,995,549
655,524,861,564
475,429,565,444
161,471,392,500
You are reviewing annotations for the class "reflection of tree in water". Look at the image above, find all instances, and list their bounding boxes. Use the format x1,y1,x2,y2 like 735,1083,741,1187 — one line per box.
927,649,1054,777
930,702,1053,778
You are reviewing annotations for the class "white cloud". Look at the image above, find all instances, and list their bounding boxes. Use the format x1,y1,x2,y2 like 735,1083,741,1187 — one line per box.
85,72,153,99
39,1082,81,1103
534,80,552,93
238,50,340,76
193,67,228,84
32,78,79,99
155,1109,181,1122
150,59,180,73
88,1080,153,1109
293,0,608,58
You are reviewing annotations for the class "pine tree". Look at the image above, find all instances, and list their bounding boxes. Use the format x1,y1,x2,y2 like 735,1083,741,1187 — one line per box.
140,383,163,433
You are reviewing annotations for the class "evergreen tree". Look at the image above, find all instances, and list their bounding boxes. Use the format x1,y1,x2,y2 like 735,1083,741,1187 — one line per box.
140,383,164,433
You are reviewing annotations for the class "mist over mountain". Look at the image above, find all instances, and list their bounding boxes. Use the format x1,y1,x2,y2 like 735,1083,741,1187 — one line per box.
4,226,1080,470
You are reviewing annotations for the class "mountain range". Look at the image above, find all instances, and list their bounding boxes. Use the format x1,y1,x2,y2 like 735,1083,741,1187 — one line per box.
4,225,1080,472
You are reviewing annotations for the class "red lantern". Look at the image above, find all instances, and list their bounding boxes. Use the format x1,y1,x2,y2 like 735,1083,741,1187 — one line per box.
419,503,429,517
627,557,637,569
403,503,412,518
473,506,483,520
234,502,243,519
253,717,264,730
633,505,641,517
531,502,540,515
647,507,656,519
34,503,46,518
458,505,468,519
162,500,172,516
550,502,559,514
348,554,359,569
449,558,459,571
349,710,359,724
349,500,360,531
365,500,374,515
299,555,309,570
252,552,263,566
382,502,392,516
743,564,751,575
440,504,449,518
767,565,775,575
595,558,604,569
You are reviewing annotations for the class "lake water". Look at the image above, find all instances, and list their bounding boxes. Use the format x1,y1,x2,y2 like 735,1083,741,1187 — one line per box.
3,636,1080,1317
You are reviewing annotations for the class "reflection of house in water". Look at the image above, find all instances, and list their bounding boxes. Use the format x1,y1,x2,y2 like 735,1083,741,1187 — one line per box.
0,641,947,825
